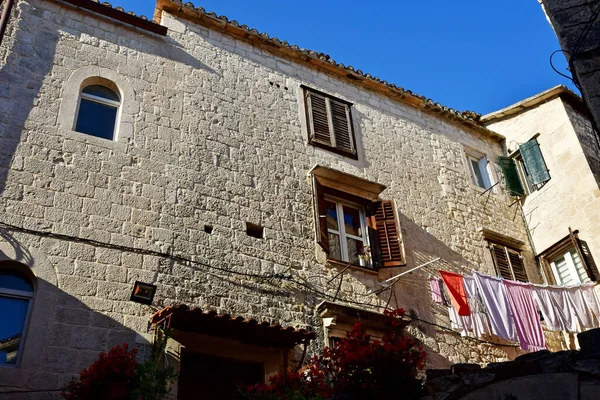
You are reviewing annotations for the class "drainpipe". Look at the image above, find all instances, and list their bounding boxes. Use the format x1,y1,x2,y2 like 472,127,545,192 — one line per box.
0,0,15,46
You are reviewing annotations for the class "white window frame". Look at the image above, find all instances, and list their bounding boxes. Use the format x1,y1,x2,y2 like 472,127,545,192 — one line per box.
0,277,34,368
74,84,121,141
466,153,494,190
325,196,370,266
549,248,589,286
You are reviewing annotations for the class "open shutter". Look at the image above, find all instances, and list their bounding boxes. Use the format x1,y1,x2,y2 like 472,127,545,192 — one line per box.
519,138,550,186
306,90,333,146
490,245,512,280
498,156,525,196
329,98,355,155
312,176,329,253
372,200,403,267
507,248,528,282
570,229,600,282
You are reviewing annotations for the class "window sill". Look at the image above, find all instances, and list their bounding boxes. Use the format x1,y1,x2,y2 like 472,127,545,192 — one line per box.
326,258,378,275
60,128,124,150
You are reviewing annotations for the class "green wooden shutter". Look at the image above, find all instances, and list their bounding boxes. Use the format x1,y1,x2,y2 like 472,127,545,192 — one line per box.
498,156,525,196
519,138,550,186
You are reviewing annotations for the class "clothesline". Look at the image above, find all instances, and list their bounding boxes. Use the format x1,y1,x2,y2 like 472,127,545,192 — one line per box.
431,270,600,352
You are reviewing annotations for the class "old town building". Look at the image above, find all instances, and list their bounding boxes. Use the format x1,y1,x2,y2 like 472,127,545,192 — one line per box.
0,0,596,398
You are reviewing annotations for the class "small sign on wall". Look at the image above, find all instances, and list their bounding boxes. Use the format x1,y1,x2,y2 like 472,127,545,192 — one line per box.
130,281,157,305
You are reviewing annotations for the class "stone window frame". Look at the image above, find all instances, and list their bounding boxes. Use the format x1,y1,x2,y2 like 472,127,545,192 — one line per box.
463,146,499,194
0,262,36,368
58,66,137,148
0,240,57,374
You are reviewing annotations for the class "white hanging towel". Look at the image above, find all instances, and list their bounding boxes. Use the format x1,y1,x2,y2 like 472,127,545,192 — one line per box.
580,283,600,327
473,272,516,341
463,275,491,337
545,286,578,333
448,305,470,336
565,285,595,330
531,285,565,331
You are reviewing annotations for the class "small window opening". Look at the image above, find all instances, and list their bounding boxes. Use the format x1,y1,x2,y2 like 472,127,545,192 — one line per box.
204,225,213,234
75,83,120,140
246,223,264,239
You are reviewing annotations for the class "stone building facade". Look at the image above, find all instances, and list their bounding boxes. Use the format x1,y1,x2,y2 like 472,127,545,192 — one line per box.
0,0,557,397
484,87,600,289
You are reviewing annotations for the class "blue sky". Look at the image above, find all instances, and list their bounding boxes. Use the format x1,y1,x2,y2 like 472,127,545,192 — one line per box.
117,0,574,115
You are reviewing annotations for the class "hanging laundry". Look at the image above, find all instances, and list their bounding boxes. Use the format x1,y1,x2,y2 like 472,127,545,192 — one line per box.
545,286,577,333
580,283,600,327
503,280,546,351
565,286,595,330
473,272,516,341
463,275,491,338
440,271,470,316
531,285,565,331
429,277,444,305
448,305,471,336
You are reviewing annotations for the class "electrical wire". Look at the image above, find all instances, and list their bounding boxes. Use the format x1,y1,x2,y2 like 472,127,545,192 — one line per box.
0,220,521,349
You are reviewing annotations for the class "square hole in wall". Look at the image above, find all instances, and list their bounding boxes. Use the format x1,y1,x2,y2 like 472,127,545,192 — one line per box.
204,225,213,234
246,222,264,239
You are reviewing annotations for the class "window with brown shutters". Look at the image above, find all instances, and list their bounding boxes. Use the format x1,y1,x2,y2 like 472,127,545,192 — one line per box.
311,179,403,270
304,87,357,158
489,243,528,282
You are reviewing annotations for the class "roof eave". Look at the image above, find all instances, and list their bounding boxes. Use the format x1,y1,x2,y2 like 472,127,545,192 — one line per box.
481,85,588,124
154,0,505,142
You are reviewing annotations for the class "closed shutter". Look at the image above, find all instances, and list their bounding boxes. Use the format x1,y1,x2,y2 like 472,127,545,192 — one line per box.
519,138,550,186
507,248,528,282
577,238,600,282
312,175,329,253
371,200,403,267
491,245,513,280
329,99,355,155
306,91,333,146
498,156,525,196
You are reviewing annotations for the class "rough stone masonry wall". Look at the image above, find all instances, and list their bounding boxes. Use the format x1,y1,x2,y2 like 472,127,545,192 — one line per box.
0,0,537,395
540,0,600,141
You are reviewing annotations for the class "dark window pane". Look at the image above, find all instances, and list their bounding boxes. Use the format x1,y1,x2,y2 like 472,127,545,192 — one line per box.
0,270,33,292
0,296,29,365
75,99,117,140
325,200,338,231
346,238,364,265
343,205,362,236
328,233,341,260
82,85,119,101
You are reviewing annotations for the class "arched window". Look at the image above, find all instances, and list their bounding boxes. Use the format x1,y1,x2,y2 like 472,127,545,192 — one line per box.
75,83,120,140
0,266,35,366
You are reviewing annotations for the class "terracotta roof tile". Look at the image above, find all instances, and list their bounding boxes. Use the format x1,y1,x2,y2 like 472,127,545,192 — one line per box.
150,305,315,348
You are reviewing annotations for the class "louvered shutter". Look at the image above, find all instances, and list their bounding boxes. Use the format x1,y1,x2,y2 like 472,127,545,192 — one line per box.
519,138,550,186
306,91,333,146
577,238,600,282
498,156,525,196
371,200,403,267
491,245,512,280
312,176,329,253
329,98,355,155
507,248,528,282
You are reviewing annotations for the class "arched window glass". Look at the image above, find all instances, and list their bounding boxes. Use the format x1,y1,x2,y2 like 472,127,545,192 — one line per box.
0,268,34,366
75,84,120,140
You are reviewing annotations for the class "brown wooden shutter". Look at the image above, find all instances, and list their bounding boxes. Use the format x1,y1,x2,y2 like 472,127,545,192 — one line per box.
507,248,528,282
366,203,384,269
490,245,512,280
329,98,355,155
371,200,403,267
577,238,600,282
306,91,332,146
312,175,329,253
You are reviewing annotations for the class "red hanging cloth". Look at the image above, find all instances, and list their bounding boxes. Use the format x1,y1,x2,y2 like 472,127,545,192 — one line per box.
440,271,470,316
